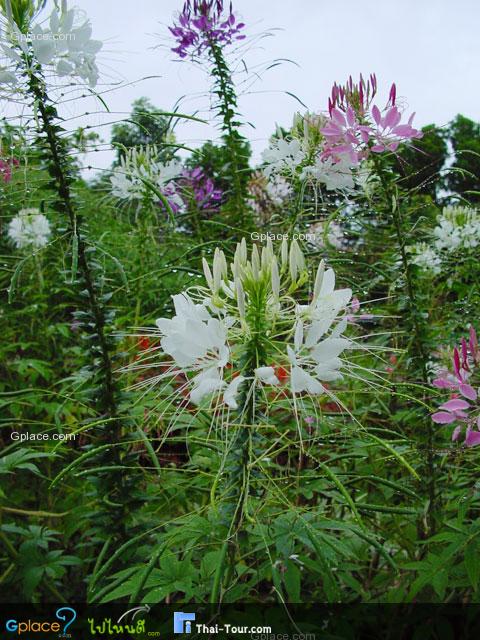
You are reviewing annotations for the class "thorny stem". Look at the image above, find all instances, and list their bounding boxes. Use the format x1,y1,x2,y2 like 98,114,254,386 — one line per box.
29,75,118,423
24,64,127,536
212,286,266,602
208,41,247,225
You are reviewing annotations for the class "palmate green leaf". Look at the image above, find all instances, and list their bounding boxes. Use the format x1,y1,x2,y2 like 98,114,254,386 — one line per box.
302,527,341,603
464,543,480,591
283,559,301,602
0,448,54,476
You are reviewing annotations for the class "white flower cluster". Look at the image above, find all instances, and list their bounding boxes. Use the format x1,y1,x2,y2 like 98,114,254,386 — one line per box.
1,3,102,87
110,146,183,209
408,205,480,275
260,133,360,193
7,208,51,249
141,239,354,411
433,206,480,251
261,138,305,178
408,242,442,275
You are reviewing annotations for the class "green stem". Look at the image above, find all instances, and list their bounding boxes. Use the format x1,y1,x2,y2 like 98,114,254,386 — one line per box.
208,41,247,225
372,155,436,536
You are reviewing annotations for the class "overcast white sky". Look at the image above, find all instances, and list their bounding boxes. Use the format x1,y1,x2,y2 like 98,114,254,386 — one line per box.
70,0,480,173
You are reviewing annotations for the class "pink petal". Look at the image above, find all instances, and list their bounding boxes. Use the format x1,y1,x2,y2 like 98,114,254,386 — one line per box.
371,105,381,126
453,347,461,378
459,383,477,401
391,125,415,137
385,106,401,129
452,425,462,441
465,428,480,447
433,377,455,389
331,108,346,128
431,411,456,424
439,399,470,411
346,106,356,127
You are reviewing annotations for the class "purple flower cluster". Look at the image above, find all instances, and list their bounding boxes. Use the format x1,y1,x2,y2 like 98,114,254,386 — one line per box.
320,74,423,164
169,0,245,59
0,155,19,183
182,167,223,210
431,327,480,447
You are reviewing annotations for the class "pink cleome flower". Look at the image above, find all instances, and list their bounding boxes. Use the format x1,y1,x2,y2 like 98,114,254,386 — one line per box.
320,74,422,165
431,327,480,447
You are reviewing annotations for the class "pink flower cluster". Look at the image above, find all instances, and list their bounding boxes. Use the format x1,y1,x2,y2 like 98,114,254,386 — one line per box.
169,0,245,59
0,155,19,183
320,74,423,164
431,327,480,447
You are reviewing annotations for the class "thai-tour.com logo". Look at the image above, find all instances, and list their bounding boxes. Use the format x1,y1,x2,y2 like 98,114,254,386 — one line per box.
173,611,273,635
174,612,196,633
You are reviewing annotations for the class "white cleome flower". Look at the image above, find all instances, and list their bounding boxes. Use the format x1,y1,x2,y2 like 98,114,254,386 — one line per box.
301,153,355,191
110,147,183,203
432,205,480,252
1,3,102,87
155,293,230,406
135,241,359,414
7,208,51,249
408,243,442,275
288,267,352,394
261,138,306,177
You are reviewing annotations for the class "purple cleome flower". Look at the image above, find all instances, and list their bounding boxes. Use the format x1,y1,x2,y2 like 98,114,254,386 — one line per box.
169,0,246,58
181,167,223,210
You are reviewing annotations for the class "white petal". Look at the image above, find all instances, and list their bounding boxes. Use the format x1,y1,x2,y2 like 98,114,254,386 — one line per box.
223,375,246,409
255,366,279,386
190,369,225,405
291,366,324,395
319,268,335,297
311,338,350,363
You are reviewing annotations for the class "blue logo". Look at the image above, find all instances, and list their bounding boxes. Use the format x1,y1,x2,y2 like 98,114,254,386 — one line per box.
173,612,196,633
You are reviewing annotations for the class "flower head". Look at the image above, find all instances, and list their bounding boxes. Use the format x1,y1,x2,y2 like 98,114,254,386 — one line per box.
0,153,18,182
261,138,306,177
7,208,51,249
181,167,222,210
431,328,480,447
133,239,360,416
320,75,422,164
1,2,102,87
110,145,183,210
433,205,480,252
169,0,245,59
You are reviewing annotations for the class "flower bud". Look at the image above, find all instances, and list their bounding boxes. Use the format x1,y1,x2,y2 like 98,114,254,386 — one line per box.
236,278,246,319
313,259,325,302
271,258,280,300
281,237,288,266
202,257,214,291
251,244,260,279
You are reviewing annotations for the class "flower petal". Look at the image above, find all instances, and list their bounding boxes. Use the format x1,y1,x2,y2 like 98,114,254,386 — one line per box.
431,411,456,424
459,383,477,401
